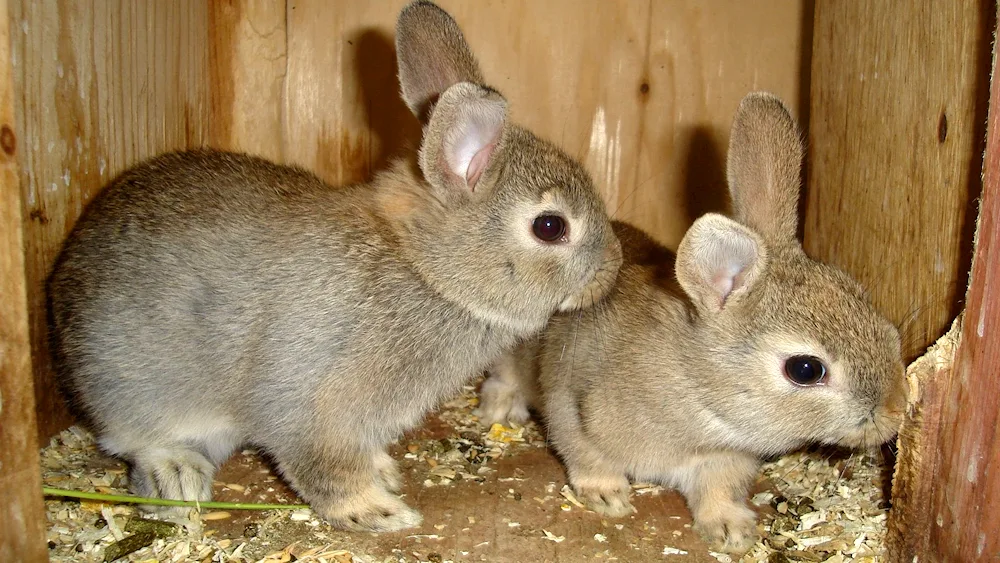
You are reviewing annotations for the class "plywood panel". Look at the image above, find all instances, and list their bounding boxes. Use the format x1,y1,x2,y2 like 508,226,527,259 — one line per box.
637,1,808,246
888,9,1000,558
10,0,214,437
208,0,287,160
0,0,48,558
284,0,805,248
805,0,992,360
284,0,422,186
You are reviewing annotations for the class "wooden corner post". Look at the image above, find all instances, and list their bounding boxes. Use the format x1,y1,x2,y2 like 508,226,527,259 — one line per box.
0,0,48,560
887,8,1000,561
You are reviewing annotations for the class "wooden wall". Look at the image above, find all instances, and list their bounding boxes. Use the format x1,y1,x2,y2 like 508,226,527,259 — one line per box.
0,0,48,557
888,7,1000,558
4,1,996,558
9,0,807,438
805,0,993,361
10,0,216,435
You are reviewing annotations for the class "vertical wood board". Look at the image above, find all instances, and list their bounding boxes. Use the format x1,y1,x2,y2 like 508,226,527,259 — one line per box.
208,0,287,160
0,0,48,558
888,7,1000,560
283,0,806,247
10,0,215,436
805,0,992,360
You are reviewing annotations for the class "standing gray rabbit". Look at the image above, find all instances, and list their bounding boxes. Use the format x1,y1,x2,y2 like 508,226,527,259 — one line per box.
477,92,906,553
48,0,621,533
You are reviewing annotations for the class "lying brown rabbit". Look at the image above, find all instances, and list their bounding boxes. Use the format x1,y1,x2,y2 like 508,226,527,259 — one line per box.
478,92,906,553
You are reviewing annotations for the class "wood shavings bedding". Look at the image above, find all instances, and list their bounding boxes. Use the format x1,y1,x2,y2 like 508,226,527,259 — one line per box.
41,382,891,562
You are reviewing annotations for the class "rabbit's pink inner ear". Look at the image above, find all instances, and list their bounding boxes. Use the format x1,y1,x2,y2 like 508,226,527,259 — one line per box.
709,262,755,309
676,214,763,313
443,98,504,192
466,141,496,190
710,269,737,307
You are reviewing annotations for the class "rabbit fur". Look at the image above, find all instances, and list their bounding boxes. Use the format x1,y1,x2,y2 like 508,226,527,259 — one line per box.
477,92,907,553
48,0,621,533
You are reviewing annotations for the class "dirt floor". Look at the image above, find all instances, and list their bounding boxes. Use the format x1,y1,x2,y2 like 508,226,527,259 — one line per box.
42,380,892,562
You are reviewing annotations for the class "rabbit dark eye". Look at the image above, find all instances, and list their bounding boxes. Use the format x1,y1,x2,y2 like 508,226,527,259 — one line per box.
532,214,567,243
784,355,827,386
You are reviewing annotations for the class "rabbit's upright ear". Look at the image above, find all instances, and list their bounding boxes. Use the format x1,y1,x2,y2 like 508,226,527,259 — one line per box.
418,83,507,196
396,1,485,122
396,1,507,198
726,92,803,246
675,214,768,314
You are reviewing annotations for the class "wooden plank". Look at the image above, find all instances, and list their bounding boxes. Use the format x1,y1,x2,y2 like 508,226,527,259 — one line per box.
888,8,1000,560
10,0,215,438
804,0,992,360
637,0,807,247
208,0,287,160
284,0,421,186
284,0,804,248
887,321,961,561
0,0,48,559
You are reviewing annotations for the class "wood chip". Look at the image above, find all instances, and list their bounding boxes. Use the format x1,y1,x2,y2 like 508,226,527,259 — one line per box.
101,506,125,541
541,530,565,543
40,379,891,562
288,509,312,521
559,485,586,508
201,511,231,521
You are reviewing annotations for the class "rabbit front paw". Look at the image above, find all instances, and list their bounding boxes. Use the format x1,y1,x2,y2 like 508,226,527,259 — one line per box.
475,374,530,426
315,485,423,533
693,503,758,554
571,472,635,518
127,446,216,519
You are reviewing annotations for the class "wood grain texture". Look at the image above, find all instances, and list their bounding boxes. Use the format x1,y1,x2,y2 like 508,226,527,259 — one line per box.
888,9,1000,559
805,0,993,360
8,0,244,438
0,0,48,559
887,319,961,562
208,0,287,160
283,0,805,247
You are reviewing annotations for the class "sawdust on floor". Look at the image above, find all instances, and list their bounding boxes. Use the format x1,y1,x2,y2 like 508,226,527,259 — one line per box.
41,380,892,563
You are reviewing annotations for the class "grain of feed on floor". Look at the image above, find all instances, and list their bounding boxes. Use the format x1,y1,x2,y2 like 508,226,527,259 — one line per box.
41,380,892,562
